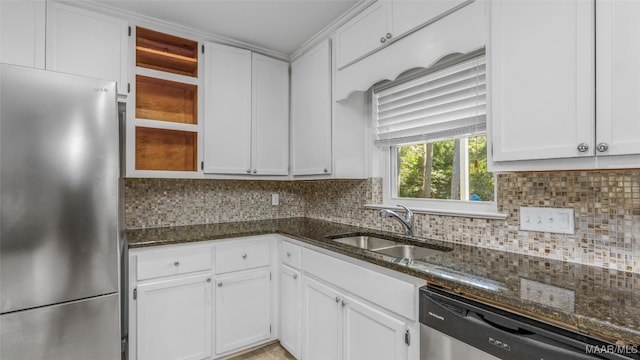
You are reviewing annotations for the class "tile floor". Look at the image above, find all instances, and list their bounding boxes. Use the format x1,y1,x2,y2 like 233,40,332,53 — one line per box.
226,343,296,360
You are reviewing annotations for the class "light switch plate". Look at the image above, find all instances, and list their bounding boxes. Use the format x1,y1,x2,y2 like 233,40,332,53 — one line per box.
271,193,279,206
519,206,575,234
520,278,575,312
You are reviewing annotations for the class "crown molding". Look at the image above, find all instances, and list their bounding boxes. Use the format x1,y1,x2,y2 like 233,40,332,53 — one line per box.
290,0,376,62
61,0,291,61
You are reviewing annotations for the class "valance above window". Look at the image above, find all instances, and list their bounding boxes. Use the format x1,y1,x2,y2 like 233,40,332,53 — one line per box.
374,54,486,147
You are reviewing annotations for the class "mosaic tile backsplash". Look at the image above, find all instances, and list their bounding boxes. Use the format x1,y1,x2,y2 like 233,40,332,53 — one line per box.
125,170,640,272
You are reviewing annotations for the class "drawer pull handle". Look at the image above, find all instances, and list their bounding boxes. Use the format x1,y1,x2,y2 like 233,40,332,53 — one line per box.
335,296,340,303
242,254,247,259
286,252,291,257
174,261,180,266
293,274,298,280
206,278,211,283
218,282,223,287
342,300,348,307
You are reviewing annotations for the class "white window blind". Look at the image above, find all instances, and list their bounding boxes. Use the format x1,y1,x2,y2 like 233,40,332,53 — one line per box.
374,54,486,147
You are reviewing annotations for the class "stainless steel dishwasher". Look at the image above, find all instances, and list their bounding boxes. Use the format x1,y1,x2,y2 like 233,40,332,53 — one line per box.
419,286,638,360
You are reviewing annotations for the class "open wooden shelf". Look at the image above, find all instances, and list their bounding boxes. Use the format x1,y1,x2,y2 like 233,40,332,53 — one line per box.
136,75,197,124
136,26,198,77
135,127,197,171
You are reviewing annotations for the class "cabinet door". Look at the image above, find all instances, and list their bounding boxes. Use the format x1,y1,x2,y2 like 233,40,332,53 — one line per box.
252,53,289,175
291,40,332,176
490,0,594,161
596,0,640,156
0,0,45,68
302,277,342,360
46,3,128,96
342,296,408,360
136,274,212,360
203,43,252,174
280,265,301,358
215,269,271,355
392,0,468,37
335,1,391,69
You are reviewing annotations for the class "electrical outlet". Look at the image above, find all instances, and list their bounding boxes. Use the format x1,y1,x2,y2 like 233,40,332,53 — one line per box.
271,193,279,206
519,206,574,234
520,278,575,312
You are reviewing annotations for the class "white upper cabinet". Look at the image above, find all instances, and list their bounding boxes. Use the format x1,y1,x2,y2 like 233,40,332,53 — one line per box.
0,0,45,68
335,1,391,70
252,53,290,175
203,43,253,175
595,0,640,157
46,2,128,96
203,43,289,176
489,0,595,162
291,39,333,176
490,0,640,168
336,0,470,69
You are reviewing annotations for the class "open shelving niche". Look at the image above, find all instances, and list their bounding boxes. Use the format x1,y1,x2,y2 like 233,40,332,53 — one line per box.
126,25,204,178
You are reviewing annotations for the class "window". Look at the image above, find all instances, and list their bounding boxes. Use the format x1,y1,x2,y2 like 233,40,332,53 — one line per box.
374,51,497,215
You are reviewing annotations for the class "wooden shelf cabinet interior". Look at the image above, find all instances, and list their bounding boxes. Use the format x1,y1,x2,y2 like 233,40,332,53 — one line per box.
136,26,198,77
135,127,197,171
136,75,197,124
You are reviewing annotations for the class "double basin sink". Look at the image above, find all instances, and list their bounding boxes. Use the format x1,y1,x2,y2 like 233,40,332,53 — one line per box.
326,233,452,260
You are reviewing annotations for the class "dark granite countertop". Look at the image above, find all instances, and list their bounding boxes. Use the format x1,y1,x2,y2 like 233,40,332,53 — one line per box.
127,217,640,346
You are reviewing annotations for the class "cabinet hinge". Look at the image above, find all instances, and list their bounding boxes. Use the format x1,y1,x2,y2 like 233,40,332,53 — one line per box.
491,143,494,156
404,329,410,346
269,272,272,281
202,45,205,54
128,26,131,37
127,83,131,93
270,324,272,334
201,161,204,170
133,288,137,300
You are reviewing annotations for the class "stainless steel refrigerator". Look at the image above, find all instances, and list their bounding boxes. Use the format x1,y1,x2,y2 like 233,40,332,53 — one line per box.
0,64,121,359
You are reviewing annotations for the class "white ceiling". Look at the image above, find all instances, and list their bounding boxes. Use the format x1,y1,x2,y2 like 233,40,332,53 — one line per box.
92,0,360,55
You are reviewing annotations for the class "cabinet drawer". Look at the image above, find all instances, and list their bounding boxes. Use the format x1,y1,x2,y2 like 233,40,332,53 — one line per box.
302,248,416,321
215,239,270,274
281,241,301,269
136,246,212,281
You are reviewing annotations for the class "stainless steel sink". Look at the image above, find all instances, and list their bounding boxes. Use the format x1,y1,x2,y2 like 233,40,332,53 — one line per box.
373,244,445,259
327,233,452,260
332,236,398,250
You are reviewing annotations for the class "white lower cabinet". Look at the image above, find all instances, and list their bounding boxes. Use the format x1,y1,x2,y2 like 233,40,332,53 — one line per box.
136,274,213,360
303,277,342,360
343,295,408,360
279,265,301,358
215,269,272,355
303,276,411,360
129,236,420,360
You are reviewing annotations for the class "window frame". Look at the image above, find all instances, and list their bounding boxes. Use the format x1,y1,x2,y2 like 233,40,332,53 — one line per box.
381,138,499,217
372,50,501,218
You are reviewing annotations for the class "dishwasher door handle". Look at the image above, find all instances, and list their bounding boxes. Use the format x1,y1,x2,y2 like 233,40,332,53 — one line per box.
477,313,534,335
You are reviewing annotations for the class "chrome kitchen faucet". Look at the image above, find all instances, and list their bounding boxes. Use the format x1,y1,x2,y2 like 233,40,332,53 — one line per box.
380,205,414,237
